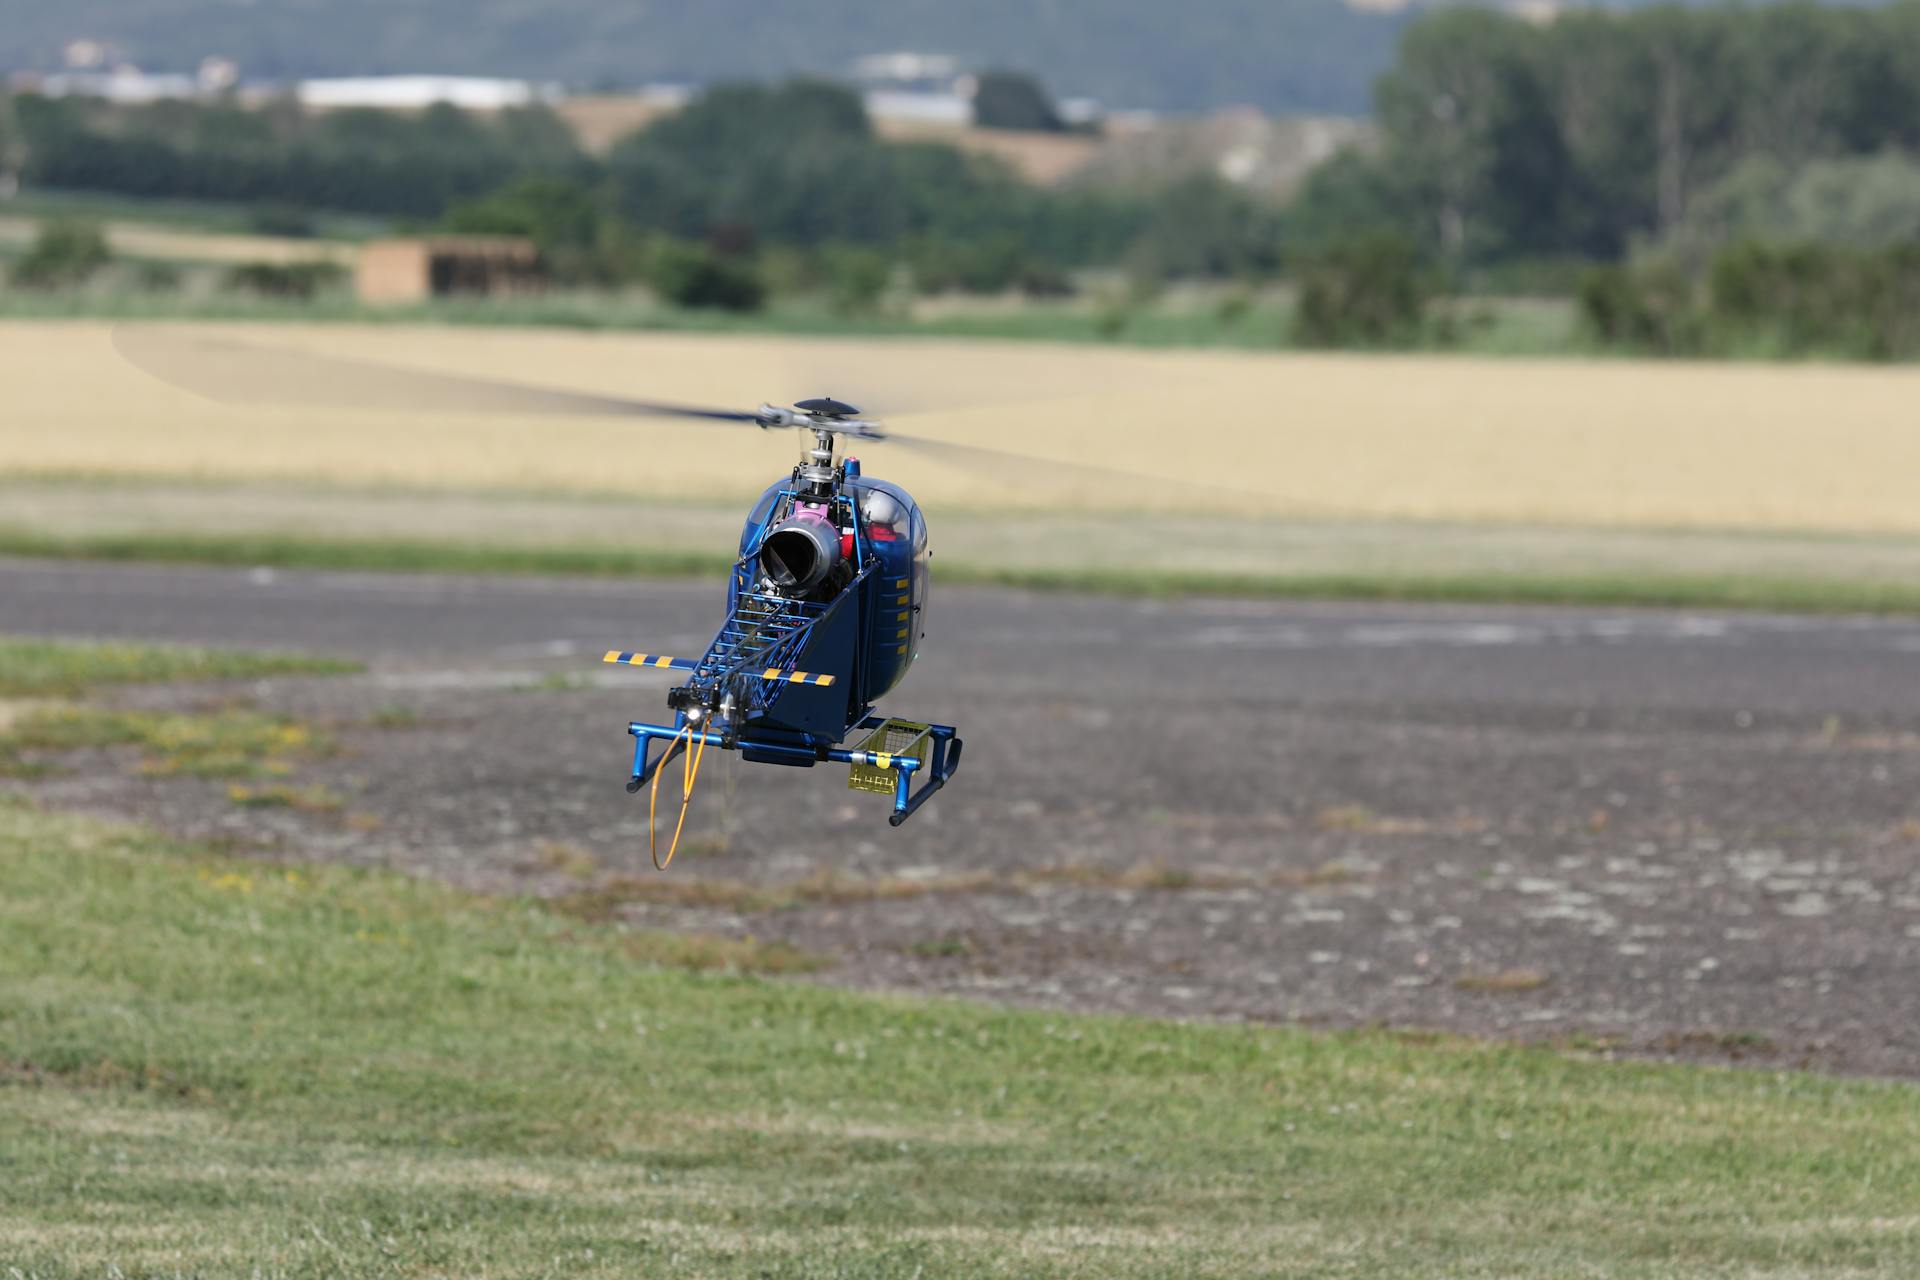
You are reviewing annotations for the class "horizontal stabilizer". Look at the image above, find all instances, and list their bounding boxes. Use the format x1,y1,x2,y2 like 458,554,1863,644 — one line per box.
603,651,698,672
603,651,834,686
757,667,836,686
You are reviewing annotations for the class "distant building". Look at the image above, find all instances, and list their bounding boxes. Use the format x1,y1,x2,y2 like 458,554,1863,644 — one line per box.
297,76,560,112
26,67,199,103
356,237,544,306
25,45,242,103
851,51,1106,138
852,52,961,90
863,89,972,127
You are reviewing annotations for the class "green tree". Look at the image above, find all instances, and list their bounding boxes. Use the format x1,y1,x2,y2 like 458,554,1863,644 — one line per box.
819,244,893,314
222,260,347,299
647,240,766,311
1292,234,1433,348
10,220,111,289
443,175,618,282
605,79,1146,271
1282,150,1416,255
1374,10,1544,259
1576,258,1702,354
1125,176,1282,280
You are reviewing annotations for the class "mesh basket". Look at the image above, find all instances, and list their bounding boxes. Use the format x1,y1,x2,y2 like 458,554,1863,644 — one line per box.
847,718,932,794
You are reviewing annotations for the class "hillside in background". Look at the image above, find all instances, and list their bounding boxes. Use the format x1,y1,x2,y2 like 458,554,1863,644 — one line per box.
2,0,1415,114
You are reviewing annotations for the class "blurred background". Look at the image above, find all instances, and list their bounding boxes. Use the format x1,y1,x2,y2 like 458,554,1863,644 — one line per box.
11,0,1920,353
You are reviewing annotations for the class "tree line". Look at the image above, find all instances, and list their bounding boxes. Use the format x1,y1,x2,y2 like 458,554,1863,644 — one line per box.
10,94,585,220
16,6,1920,359
1276,0,1920,356
1300,1,1920,266
1,82,1184,302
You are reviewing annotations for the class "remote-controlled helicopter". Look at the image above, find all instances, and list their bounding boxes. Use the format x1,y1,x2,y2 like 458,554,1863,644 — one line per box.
605,394,961,864
111,331,1031,865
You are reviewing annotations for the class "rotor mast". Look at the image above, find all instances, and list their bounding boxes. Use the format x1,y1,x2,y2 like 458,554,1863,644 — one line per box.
753,397,883,502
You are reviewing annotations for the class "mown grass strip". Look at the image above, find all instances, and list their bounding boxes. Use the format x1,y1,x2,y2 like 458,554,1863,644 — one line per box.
2,799,1918,1277
7,525,1920,615
0,526,737,580
0,634,359,697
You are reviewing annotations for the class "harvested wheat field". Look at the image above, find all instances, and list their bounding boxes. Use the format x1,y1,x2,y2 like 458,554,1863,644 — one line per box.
6,320,1920,532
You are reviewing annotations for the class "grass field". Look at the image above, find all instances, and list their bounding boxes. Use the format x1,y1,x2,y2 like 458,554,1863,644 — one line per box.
0,634,358,698
8,319,1920,528
7,318,1920,610
4,797,1918,1277
0,216,360,268
13,476,1920,613
0,188,384,241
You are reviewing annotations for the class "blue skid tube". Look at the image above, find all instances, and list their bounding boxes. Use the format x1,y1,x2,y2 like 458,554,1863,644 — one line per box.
625,715,962,826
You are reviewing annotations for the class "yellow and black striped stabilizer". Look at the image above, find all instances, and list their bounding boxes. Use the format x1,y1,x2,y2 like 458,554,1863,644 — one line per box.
603,651,697,672
755,668,836,686
602,651,833,686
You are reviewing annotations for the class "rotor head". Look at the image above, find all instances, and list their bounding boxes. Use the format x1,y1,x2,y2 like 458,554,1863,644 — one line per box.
756,398,886,441
795,396,860,418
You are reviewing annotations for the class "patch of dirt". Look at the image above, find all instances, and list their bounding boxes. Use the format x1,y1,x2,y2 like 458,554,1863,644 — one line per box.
13,663,1920,1080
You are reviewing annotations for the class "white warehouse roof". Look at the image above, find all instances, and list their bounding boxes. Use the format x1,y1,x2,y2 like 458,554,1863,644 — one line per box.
296,75,559,110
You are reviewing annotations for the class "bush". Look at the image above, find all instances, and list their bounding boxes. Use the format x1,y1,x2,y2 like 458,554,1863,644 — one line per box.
1291,234,1433,348
249,202,317,238
1577,240,1920,360
134,261,183,292
647,241,766,311
222,259,347,299
904,234,1070,295
1577,259,1702,355
818,244,892,314
1707,240,1920,359
10,219,111,289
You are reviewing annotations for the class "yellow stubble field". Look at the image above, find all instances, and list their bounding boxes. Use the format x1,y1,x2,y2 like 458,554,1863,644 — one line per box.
4,320,1920,533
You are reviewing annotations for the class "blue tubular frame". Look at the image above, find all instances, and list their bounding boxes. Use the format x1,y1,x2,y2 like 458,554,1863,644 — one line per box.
624,713,962,826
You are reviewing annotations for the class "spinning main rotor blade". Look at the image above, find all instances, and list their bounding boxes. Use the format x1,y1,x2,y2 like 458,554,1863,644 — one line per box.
113,328,756,424
113,327,1286,509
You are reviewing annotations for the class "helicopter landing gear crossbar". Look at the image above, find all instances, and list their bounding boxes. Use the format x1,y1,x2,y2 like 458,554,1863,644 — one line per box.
625,715,962,829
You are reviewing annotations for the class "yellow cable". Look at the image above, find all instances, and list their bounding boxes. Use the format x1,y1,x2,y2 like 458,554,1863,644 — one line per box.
648,724,686,871
662,727,710,870
648,720,710,871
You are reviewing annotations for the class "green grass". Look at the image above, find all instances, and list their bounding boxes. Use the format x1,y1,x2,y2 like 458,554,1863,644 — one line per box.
2,799,1918,1277
0,186,385,240
0,281,1584,354
0,704,332,780
9,524,1920,615
0,635,360,698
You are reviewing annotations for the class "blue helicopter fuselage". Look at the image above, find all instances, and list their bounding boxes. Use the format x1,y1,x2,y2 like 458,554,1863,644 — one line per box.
724,466,930,752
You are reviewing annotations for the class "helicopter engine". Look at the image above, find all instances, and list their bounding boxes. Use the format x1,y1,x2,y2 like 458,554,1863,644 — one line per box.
759,506,844,595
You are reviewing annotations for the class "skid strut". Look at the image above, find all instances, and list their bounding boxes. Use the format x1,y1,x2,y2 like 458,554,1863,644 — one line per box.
626,715,962,826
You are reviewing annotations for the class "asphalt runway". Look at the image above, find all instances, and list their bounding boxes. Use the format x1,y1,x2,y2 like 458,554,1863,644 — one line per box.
10,556,1920,713
7,558,1920,1075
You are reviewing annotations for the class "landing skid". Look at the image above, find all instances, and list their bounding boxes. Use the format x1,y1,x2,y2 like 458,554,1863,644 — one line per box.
625,715,962,826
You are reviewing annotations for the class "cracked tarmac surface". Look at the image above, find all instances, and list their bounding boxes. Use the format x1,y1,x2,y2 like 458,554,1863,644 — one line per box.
7,558,1919,1076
